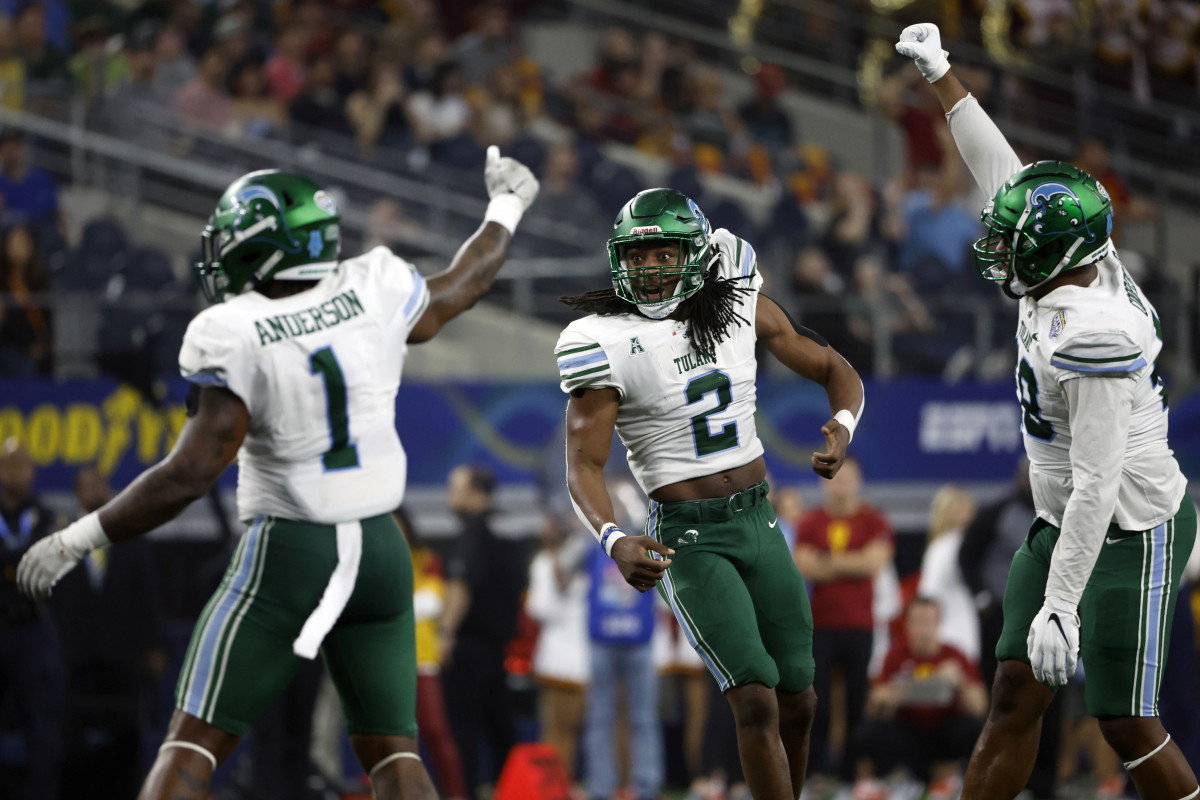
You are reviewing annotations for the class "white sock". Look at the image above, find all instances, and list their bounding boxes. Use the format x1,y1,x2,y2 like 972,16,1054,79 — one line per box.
1124,733,1171,771
158,741,217,771
368,751,422,780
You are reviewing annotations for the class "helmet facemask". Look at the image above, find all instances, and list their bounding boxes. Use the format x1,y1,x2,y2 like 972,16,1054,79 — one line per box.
607,188,714,319
197,223,228,304
610,234,712,319
973,212,1048,299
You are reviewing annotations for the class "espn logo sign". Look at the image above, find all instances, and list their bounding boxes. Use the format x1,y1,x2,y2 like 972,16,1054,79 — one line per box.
629,226,662,234
919,402,1021,453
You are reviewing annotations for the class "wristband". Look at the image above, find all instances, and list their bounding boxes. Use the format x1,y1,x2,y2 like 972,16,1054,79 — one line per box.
58,511,111,558
599,523,626,557
922,54,950,84
483,194,525,234
834,409,858,443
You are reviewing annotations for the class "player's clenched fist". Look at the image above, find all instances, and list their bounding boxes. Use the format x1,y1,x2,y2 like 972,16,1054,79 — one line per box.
895,23,951,84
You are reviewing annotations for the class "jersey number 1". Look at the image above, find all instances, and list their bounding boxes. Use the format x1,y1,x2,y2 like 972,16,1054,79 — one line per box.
310,347,360,470
686,370,739,457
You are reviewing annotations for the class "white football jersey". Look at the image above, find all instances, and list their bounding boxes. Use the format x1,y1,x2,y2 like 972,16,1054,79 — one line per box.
555,229,764,495
948,94,1186,531
179,246,430,523
1016,256,1185,528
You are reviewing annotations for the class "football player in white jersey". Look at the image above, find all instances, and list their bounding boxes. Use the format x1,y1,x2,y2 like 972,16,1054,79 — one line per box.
16,147,539,800
557,188,865,800
897,23,1198,800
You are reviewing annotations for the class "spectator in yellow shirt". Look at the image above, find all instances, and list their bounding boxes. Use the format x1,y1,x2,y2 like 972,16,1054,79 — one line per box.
394,507,468,800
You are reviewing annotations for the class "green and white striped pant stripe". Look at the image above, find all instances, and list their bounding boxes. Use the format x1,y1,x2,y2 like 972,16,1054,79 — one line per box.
1132,516,1174,716
176,516,274,723
647,499,737,690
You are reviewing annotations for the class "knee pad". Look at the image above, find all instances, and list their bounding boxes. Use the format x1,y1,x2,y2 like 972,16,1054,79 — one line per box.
158,740,217,771
369,750,422,780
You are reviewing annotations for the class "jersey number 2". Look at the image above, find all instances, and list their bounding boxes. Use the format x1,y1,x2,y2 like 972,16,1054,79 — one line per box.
686,370,739,457
310,347,360,470
1017,358,1055,441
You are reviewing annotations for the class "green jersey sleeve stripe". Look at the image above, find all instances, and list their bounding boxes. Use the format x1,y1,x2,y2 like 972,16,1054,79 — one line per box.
555,342,602,357
562,364,611,381
1053,351,1142,364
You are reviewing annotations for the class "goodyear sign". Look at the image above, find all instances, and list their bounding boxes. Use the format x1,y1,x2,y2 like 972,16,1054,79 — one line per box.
0,377,1076,494
0,381,197,489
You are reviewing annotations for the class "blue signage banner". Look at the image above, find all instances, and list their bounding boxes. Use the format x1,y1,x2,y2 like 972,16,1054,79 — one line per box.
1,377,1195,493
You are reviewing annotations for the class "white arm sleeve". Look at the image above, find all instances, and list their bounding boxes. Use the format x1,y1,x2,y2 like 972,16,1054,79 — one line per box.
1046,375,1136,606
946,93,1025,198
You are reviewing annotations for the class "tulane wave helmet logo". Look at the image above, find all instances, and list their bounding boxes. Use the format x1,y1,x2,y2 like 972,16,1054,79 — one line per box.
1027,182,1097,242
232,184,282,225
686,197,711,235
227,184,302,253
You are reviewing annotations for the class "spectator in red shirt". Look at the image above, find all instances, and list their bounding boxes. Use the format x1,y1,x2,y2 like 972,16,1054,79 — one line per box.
848,597,987,797
876,64,991,191
263,24,307,104
794,456,894,782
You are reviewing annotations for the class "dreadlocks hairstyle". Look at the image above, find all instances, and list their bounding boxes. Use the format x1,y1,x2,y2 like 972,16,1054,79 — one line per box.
559,256,755,358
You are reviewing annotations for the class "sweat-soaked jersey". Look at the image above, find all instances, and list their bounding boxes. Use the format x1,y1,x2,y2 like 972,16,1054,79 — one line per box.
179,246,430,523
555,228,763,495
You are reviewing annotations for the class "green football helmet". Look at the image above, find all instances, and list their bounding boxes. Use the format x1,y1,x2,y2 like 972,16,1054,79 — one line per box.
974,160,1113,298
195,169,341,303
608,188,714,319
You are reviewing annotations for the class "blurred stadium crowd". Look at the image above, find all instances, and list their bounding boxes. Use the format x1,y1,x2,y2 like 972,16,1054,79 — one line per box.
2,1,1200,800
0,0,1196,383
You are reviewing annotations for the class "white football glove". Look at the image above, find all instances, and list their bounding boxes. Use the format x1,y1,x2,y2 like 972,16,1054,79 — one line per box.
895,23,951,84
483,145,540,233
1027,596,1081,687
16,512,110,601
17,532,86,600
